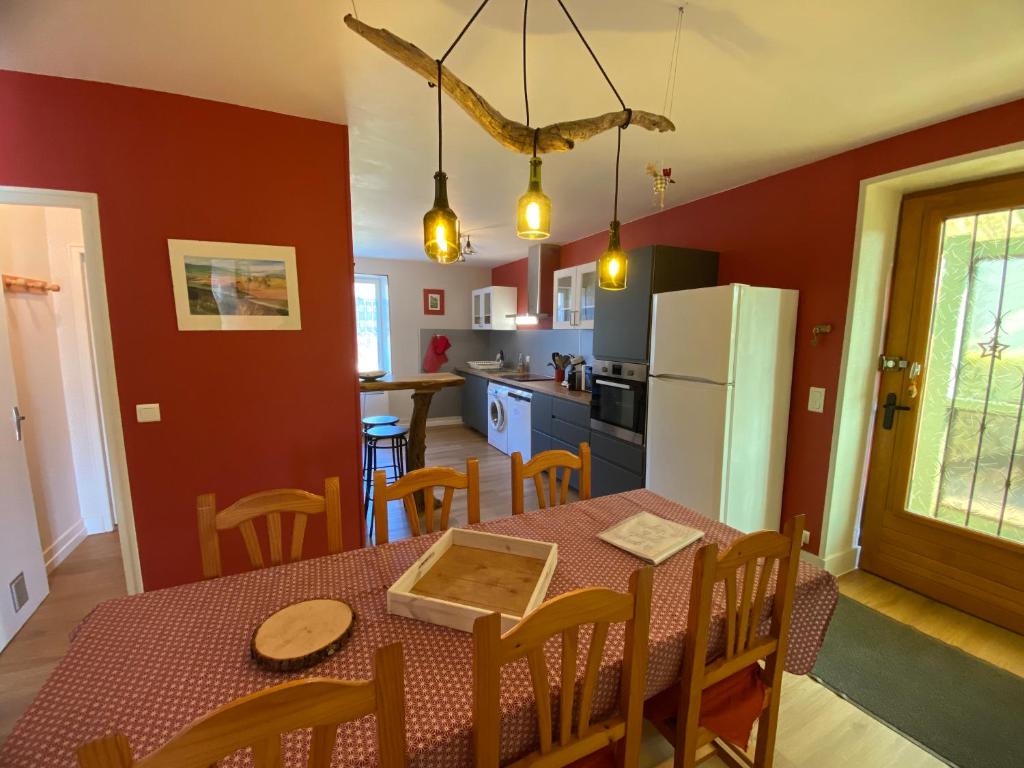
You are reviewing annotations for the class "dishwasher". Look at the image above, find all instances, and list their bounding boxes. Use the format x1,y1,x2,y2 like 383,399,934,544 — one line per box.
506,388,533,462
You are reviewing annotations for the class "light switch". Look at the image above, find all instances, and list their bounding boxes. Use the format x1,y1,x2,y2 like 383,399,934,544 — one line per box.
136,403,161,423
807,387,826,413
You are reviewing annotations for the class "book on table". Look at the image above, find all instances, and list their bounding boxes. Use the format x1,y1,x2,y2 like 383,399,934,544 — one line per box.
598,511,705,565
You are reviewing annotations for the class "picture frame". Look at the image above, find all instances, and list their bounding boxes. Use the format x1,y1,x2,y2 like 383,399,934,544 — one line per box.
168,239,301,331
423,288,445,316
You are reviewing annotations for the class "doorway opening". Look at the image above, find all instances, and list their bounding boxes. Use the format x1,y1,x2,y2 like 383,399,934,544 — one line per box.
0,187,139,653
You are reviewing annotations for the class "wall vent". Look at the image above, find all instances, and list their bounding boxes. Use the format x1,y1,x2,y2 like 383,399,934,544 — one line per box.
10,572,28,613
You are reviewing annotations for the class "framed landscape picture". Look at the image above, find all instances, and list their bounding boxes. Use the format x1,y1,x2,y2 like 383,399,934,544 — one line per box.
423,288,445,316
168,239,301,331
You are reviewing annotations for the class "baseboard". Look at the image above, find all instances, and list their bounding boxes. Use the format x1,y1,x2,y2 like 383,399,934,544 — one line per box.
43,518,88,573
802,546,860,576
425,416,463,427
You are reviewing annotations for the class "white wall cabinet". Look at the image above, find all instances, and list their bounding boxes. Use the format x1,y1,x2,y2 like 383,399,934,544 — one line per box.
552,262,597,329
472,286,518,330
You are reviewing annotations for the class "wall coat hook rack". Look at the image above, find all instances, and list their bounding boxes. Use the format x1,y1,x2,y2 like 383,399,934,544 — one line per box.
2,273,62,294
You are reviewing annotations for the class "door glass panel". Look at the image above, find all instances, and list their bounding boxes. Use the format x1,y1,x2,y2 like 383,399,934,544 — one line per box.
483,291,491,325
907,207,1024,543
579,268,597,322
555,274,573,324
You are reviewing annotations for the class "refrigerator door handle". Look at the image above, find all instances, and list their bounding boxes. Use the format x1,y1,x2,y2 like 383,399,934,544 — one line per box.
649,373,731,387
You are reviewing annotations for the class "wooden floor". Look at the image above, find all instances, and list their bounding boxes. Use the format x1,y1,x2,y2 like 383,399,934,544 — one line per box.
0,532,126,742
3,424,1022,766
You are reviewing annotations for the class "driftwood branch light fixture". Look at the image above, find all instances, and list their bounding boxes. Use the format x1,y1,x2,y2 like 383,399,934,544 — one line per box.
344,1,675,272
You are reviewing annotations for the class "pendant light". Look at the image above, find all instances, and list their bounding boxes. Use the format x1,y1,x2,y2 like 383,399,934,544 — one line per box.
598,113,630,291
423,59,460,263
515,2,551,240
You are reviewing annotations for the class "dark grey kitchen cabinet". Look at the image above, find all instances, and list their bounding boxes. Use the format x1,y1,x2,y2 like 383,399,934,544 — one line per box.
531,393,590,492
591,454,644,497
590,431,645,497
460,373,488,435
593,245,718,363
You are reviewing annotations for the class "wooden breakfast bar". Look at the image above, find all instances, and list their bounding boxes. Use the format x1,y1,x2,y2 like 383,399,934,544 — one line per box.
359,373,464,474
0,490,838,767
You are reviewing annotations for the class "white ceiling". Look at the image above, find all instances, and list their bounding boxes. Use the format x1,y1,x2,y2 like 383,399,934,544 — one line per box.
2,0,1023,264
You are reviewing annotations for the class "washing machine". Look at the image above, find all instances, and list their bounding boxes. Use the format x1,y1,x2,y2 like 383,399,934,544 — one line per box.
487,383,510,454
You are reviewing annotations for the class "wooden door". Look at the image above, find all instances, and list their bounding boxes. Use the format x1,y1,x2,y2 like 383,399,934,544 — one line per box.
860,172,1024,633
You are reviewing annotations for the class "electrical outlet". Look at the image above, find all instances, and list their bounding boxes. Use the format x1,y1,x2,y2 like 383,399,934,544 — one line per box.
802,530,811,546
808,387,826,413
136,403,161,423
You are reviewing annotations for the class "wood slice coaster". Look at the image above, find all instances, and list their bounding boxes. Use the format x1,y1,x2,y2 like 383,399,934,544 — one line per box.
251,599,353,672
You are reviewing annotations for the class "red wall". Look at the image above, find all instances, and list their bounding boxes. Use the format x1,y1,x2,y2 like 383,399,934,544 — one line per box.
0,71,363,589
495,98,1024,552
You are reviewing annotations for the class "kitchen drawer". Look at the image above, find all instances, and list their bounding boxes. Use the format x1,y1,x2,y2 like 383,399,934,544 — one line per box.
589,431,645,475
549,436,581,491
550,417,588,449
531,392,552,432
552,397,590,428
531,429,551,457
591,454,644,498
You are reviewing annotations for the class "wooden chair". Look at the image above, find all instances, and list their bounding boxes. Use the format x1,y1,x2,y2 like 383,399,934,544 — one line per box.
511,442,591,515
76,642,407,768
644,516,805,768
473,566,653,768
373,459,480,544
197,477,342,579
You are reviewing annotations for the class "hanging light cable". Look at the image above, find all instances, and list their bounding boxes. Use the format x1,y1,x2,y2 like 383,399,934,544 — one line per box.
422,59,460,262
516,0,551,240
422,0,494,262
598,112,630,290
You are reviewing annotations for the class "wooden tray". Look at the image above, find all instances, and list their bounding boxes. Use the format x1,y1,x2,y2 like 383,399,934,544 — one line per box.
387,528,558,633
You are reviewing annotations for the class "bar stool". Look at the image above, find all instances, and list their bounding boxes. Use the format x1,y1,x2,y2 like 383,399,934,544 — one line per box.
362,414,399,479
363,424,409,533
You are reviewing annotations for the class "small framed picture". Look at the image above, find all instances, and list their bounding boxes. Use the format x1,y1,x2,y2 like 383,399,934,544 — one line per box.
168,239,301,331
423,288,445,316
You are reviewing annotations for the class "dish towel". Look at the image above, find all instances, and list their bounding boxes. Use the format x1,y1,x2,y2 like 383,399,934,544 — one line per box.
422,334,452,373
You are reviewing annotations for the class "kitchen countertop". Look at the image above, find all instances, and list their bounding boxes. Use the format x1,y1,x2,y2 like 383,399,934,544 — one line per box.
455,366,591,406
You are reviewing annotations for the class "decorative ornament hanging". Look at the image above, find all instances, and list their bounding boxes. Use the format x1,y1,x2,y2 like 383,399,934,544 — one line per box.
644,6,685,210
646,163,676,209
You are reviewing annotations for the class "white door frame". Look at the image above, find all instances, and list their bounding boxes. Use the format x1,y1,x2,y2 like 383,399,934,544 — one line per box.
0,185,142,595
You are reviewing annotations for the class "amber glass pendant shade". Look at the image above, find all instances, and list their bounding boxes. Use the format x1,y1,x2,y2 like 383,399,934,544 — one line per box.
423,171,460,263
516,157,551,240
598,220,627,290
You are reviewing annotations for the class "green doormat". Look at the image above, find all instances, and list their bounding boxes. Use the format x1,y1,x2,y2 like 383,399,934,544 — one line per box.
811,595,1024,768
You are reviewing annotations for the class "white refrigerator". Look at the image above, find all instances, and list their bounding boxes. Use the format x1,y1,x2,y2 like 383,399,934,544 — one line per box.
645,284,798,533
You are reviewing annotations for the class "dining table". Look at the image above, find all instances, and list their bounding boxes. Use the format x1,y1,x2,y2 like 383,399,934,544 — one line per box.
0,490,838,767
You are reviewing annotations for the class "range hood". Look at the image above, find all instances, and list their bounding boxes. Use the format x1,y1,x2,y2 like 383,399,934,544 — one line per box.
516,243,560,325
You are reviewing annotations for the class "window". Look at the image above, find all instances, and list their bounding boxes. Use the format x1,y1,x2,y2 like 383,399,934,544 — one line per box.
354,274,391,373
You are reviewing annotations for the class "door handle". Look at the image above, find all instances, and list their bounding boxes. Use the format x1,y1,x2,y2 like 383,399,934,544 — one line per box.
881,392,910,430
12,405,26,442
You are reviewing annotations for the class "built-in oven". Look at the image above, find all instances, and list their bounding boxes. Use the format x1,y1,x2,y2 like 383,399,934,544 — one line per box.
589,359,647,445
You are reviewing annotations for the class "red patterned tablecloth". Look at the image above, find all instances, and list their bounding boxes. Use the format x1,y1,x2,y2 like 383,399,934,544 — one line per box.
0,490,837,767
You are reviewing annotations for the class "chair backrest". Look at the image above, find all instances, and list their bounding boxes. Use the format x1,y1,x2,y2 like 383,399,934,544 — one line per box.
675,516,805,762
511,442,591,515
473,566,653,768
373,459,480,544
197,477,342,579
77,643,406,768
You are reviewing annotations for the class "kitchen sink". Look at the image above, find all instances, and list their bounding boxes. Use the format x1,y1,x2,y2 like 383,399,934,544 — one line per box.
499,373,555,382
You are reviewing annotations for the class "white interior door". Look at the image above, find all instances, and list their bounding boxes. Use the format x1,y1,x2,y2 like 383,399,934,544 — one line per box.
650,285,737,382
0,289,48,651
645,376,728,520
